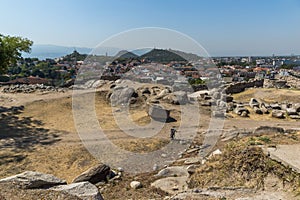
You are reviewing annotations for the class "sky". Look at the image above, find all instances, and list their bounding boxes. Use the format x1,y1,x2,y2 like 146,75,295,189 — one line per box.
1,0,300,56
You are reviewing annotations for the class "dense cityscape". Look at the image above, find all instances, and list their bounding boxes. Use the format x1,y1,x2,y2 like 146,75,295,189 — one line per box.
1,49,300,89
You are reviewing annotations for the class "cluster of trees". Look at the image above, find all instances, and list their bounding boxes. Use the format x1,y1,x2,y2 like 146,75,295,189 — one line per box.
62,50,87,62
8,59,72,77
0,34,80,86
188,78,206,85
0,34,33,74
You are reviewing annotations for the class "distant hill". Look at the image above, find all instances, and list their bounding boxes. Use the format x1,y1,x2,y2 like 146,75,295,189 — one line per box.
168,49,202,61
114,50,138,59
140,49,187,63
62,50,88,61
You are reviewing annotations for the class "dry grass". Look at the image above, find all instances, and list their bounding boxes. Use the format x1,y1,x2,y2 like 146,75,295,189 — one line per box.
189,139,300,191
19,96,76,133
244,131,300,146
0,91,180,184
233,88,300,103
0,143,98,183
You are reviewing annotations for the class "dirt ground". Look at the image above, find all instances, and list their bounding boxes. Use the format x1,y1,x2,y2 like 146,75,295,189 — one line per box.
0,87,300,199
233,87,300,103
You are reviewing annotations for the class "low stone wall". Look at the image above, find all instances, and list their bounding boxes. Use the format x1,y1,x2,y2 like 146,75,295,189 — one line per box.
264,79,288,89
1,84,65,93
225,79,264,94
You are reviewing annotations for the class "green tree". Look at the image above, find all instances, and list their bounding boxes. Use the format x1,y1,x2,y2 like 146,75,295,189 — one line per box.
0,34,33,74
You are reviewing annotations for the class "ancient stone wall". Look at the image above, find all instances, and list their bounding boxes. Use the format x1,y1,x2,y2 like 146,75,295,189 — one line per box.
225,79,264,94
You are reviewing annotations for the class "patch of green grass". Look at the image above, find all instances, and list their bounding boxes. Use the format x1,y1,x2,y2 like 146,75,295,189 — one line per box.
258,136,271,143
247,136,271,145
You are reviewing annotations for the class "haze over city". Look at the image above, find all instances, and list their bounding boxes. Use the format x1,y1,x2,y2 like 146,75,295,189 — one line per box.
1,0,300,56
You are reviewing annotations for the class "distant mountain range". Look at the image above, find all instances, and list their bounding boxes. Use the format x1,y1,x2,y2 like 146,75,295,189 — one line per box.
23,44,201,62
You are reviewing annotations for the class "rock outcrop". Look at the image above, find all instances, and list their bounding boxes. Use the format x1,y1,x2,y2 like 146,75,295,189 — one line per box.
0,171,105,200
51,181,103,200
0,171,66,189
148,104,170,122
110,87,138,106
72,164,111,184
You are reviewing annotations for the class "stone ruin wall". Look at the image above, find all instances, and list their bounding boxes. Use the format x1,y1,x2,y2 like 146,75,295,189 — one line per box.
225,79,264,94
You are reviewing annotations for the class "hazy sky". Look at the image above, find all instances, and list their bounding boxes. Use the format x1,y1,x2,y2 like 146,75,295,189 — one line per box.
1,0,300,56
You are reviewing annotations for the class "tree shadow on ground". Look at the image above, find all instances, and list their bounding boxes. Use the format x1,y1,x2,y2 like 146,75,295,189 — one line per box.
0,105,61,163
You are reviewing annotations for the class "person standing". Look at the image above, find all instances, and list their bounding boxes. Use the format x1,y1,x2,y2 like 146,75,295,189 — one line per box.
170,127,177,140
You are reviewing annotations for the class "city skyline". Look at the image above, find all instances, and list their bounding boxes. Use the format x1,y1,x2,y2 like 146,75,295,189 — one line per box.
1,0,300,56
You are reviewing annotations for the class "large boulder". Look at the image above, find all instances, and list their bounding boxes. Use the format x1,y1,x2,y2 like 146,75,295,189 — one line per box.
92,80,105,88
249,98,260,108
51,181,103,200
226,102,235,112
280,103,289,111
156,89,170,99
253,126,285,135
0,171,66,189
253,106,263,114
270,103,281,110
260,103,270,114
212,110,225,118
148,104,170,122
293,103,300,112
272,110,285,119
290,115,300,119
155,166,189,177
151,177,188,195
240,111,249,117
72,164,111,184
171,91,189,105
110,87,138,106
234,106,249,116
286,108,297,116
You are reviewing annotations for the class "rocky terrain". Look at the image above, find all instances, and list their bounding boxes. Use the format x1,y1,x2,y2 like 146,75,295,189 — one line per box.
264,75,300,89
0,79,300,199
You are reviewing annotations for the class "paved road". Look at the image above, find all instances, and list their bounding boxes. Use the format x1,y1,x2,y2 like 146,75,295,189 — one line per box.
265,144,300,173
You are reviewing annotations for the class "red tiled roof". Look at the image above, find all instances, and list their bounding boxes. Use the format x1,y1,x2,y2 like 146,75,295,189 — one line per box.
6,76,49,85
